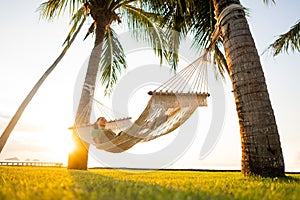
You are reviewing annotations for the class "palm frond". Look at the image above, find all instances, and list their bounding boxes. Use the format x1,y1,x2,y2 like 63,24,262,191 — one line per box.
139,0,166,12
38,0,85,20
99,28,127,95
121,4,167,65
164,30,180,70
63,5,88,46
149,1,193,70
189,0,229,79
106,0,114,10
211,43,228,79
141,0,191,13
262,0,276,5
111,0,137,10
83,22,96,40
190,0,215,51
162,14,189,70
268,20,300,56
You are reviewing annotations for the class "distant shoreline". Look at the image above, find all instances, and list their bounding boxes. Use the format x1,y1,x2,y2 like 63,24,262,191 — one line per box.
1,162,298,174
88,167,300,174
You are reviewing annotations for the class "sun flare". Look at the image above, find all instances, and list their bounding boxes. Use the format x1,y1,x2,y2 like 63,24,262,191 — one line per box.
57,132,76,155
32,128,77,164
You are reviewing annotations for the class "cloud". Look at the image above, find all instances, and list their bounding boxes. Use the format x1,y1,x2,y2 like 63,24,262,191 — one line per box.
0,120,42,133
2,137,50,157
4,141,46,153
0,112,10,120
0,136,61,162
5,156,19,161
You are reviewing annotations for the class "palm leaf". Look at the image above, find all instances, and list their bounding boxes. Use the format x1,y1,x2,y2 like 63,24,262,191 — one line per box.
262,0,276,4
190,0,215,51
83,22,96,40
189,0,229,79
38,0,84,20
146,1,194,70
109,0,137,10
165,30,180,70
162,11,189,70
121,4,167,65
211,42,228,79
99,28,127,95
63,5,88,46
268,20,300,56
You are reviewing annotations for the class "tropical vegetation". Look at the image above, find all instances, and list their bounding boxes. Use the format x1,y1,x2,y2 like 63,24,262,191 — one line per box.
0,0,287,177
268,19,300,56
63,0,285,177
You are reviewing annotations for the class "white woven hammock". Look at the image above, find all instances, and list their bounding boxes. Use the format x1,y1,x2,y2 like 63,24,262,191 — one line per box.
74,54,210,153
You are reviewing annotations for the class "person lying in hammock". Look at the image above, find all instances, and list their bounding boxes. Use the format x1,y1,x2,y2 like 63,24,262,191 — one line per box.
92,117,116,144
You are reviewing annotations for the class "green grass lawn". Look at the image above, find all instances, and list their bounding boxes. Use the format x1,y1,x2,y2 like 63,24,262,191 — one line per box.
0,167,299,200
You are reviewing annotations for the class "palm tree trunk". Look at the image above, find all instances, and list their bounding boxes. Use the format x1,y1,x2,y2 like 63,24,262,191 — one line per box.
0,18,86,154
67,12,108,170
212,0,285,177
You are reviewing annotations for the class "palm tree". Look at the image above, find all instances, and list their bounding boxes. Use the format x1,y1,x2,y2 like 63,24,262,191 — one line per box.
68,0,284,175
148,0,285,177
187,0,284,177
0,7,87,154
1,0,286,177
268,19,300,56
210,0,284,177
39,0,168,170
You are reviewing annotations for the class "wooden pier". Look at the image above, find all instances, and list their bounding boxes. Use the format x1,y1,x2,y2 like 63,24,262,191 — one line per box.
0,161,63,167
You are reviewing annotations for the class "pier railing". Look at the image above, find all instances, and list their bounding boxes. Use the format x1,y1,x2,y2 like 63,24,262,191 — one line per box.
0,161,63,167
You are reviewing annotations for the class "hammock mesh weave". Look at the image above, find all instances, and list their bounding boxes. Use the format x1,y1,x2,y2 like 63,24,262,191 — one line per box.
75,54,210,153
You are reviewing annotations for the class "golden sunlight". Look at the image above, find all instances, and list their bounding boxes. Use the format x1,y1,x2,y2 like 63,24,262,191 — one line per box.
56,131,75,154
33,128,75,163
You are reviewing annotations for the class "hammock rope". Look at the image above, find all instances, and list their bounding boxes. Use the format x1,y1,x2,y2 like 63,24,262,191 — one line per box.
152,53,209,95
73,53,210,153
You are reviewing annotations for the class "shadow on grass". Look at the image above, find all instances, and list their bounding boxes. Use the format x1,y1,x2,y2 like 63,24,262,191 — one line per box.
68,169,228,200
280,175,300,183
250,173,300,183
67,168,300,200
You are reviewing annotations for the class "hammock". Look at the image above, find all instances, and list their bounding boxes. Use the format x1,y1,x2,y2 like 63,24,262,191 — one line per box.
74,54,210,153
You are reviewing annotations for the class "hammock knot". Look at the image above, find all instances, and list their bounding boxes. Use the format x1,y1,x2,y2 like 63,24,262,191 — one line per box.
83,83,95,96
214,4,244,26
207,4,244,50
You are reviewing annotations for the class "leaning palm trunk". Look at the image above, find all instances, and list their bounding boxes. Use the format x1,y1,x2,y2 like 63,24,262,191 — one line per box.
67,12,108,170
0,18,86,154
212,0,285,177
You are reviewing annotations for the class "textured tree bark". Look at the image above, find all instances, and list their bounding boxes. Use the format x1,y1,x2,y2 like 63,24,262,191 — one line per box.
212,0,285,177
67,10,108,170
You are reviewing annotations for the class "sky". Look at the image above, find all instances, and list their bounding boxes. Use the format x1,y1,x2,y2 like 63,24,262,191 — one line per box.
0,0,299,171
